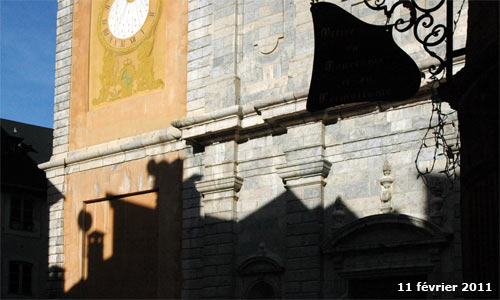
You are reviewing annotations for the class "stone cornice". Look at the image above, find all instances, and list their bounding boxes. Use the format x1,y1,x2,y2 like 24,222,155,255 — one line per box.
276,157,332,183
171,86,438,146
173,59,466,143
172,105,244,129
171,90,309,129
195,176,244,195
39,126,182,171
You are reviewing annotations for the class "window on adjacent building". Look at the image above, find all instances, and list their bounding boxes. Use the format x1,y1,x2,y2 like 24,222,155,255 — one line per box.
9,261,33,296
9,196,34,232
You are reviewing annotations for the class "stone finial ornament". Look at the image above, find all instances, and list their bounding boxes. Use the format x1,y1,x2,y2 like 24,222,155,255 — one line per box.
379,160,394,213
332,196,346,230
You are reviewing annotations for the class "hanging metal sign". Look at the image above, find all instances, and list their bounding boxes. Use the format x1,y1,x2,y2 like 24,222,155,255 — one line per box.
307,2,421,112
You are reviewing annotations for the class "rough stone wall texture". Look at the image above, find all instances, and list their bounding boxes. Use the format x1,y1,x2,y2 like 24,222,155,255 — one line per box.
182,0,465,298
186,0,468,116
187,0,214,116
180,148,204,298
46,0,74,297
53,0,73,156
179,103,461,297
44,0,468,298
322,101,461,246
45,164,66,297
233,104,460,298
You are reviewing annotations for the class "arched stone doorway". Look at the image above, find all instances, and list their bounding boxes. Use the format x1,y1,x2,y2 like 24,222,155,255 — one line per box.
237,255,283,299
323,214,452,299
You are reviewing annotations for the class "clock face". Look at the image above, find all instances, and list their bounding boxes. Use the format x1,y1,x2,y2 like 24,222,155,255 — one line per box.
98,0,160,53
108,0,149,39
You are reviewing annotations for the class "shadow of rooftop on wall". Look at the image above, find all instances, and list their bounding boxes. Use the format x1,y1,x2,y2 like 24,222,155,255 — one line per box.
52,154,476,299
180,174,465,299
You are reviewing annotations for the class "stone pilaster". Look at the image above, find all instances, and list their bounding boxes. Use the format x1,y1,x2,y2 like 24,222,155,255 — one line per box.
195,142,242,298
45,0,74,296
205,0,241,111
186,0,212,117
53,0,73,156
276,122,330,298
45,164,66,298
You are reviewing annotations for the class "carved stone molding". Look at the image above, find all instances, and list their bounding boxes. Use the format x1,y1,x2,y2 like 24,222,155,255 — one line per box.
324,214,451,253
332,196,347,230
237,243,284,275
237,243,284,299
428,178,446,226
195,176,243,198
379,160,394,213
276,156,331,188
324,214,452,277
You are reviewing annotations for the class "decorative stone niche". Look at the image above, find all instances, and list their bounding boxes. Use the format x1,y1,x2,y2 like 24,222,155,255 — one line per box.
237,243,284,299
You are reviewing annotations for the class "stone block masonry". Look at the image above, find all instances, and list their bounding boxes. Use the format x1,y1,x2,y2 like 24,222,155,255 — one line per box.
42,0,467,298
45,0,74,296
53,0,73,157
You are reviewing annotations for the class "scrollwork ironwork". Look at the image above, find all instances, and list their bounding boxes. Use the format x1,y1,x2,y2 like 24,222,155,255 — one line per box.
363,0,448,78
360,0,461,191
415,89,461,190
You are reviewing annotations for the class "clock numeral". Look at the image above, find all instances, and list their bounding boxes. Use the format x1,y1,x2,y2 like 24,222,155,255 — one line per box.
140,29,145,34
120,40,125,47
102,19,107,25
105,5,110,9
103,28,109,36
108,37,113,44
130,36,136,43
149,12,155,17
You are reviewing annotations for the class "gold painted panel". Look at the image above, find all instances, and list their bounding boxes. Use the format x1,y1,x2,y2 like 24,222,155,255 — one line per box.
69,0,187,150
89,0,165,109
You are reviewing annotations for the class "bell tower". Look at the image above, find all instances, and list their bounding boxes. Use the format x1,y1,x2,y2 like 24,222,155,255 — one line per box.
41,0,188,298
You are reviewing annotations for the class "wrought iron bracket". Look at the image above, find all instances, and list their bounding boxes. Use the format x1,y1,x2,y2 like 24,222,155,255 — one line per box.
362,0,454,81
356,1,462,189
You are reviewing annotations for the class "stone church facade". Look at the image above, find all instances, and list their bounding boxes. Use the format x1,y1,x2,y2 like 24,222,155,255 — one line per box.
42,0,468,298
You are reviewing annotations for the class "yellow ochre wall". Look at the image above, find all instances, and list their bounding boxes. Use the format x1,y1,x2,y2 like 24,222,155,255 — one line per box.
64,153,183,298
63,1,187,297
69,0,188,150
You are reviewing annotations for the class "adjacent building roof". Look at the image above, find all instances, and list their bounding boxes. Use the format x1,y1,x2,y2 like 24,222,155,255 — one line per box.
1,118,53,190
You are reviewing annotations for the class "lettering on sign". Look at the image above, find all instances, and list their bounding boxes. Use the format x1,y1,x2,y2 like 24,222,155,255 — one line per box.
307,2,421,112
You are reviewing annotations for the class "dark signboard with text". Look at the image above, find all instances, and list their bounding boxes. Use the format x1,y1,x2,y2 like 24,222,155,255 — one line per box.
307,2,421,112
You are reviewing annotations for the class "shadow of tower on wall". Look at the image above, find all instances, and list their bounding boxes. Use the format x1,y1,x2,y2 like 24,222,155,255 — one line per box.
63,158,187,299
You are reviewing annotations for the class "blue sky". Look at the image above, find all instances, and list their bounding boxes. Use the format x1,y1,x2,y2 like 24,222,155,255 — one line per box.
1,0,57,128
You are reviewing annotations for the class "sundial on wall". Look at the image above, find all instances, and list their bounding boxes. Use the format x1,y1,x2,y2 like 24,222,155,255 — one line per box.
90,0,164,108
